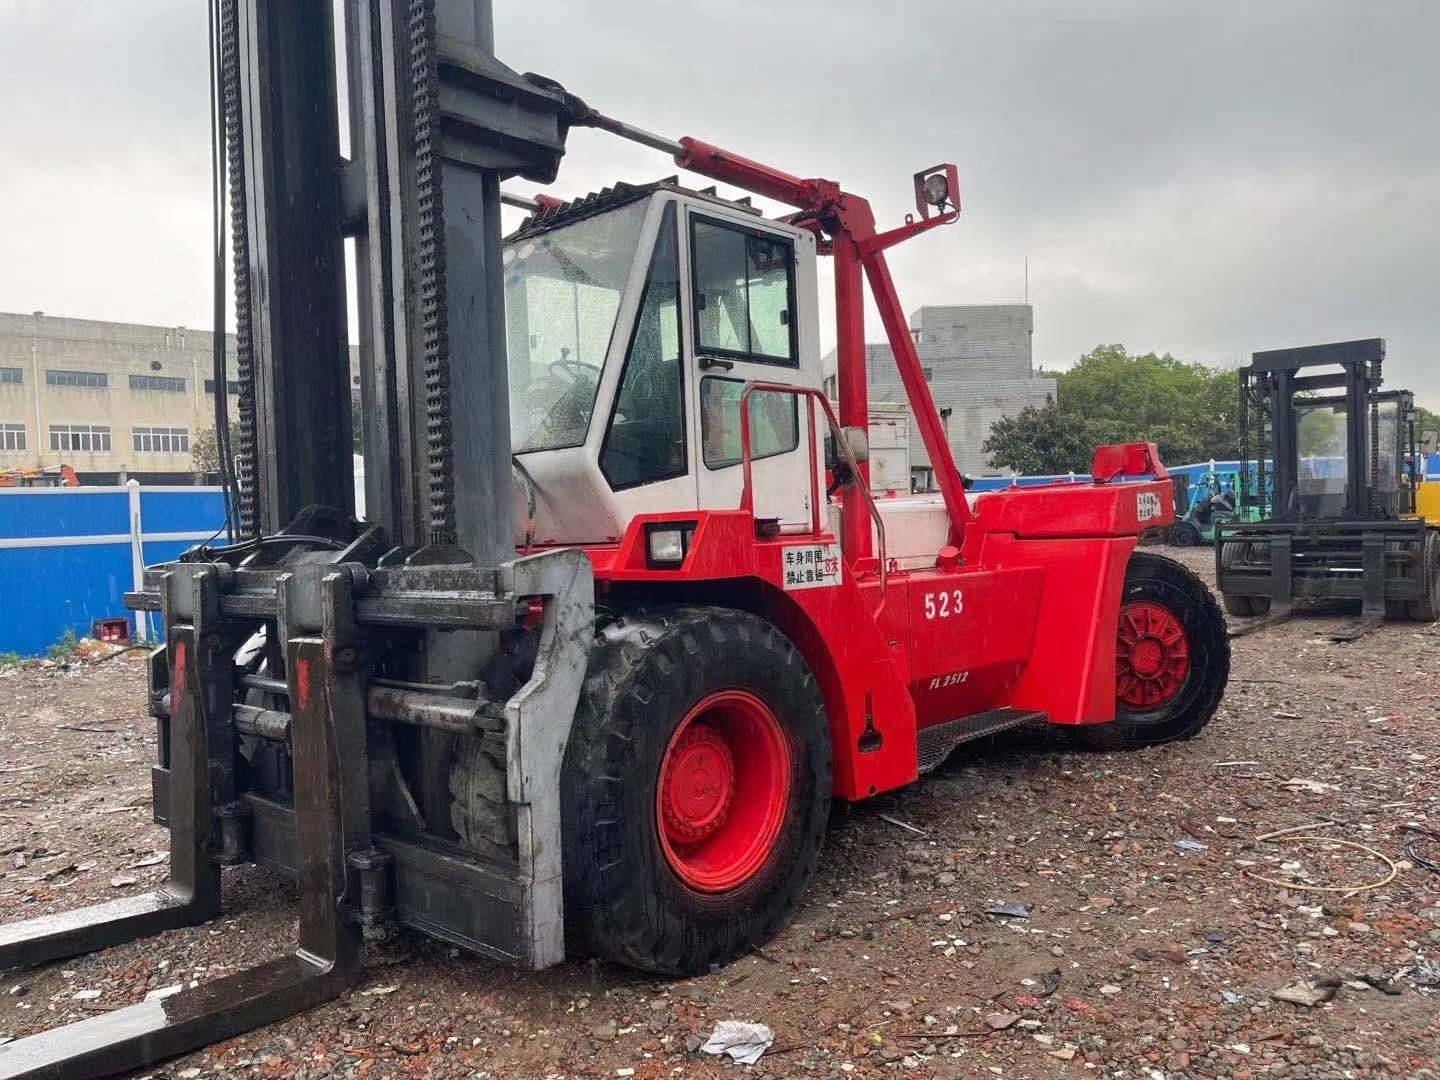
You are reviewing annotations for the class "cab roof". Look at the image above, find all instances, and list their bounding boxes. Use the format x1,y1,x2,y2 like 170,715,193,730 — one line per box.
506,177,766,244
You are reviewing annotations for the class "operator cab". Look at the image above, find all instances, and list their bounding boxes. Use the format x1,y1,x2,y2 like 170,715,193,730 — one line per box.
504,180,822,545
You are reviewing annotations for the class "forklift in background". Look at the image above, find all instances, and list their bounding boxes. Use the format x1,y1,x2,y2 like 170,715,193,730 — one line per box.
1217,339,1440,639
1171,467,1266,547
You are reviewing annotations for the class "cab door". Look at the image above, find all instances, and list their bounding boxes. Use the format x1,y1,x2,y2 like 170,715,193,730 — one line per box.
685,207,813,529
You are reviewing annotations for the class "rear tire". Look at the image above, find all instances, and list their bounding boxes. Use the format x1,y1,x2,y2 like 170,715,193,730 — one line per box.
1173,520,1202,547
1410,529,1440,623
561,605,831,975
1077,552,1229,750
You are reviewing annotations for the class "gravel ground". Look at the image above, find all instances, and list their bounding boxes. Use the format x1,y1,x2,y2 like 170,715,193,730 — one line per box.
2,546,1438,1079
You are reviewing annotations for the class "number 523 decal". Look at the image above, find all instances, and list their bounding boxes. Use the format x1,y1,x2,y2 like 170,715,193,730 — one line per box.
922,589,964,620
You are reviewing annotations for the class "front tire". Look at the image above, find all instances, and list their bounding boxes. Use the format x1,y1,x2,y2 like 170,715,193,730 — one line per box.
561,605,831,975
1219,540,1268,616
1078,552,1229,749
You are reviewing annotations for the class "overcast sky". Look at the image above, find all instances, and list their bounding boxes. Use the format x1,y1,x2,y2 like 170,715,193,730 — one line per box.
1,1,1436,405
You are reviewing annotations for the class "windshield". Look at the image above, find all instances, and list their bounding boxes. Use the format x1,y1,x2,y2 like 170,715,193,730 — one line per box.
1296,401,1347,518
504,201,649,454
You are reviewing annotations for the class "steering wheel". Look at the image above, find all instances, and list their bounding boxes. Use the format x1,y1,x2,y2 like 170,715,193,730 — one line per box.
549,357,601,382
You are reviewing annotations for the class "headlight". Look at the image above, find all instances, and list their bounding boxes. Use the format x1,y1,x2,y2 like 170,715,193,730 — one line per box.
644,523,694,568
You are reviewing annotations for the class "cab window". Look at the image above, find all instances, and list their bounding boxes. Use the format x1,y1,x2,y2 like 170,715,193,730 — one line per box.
691,217,796,364
601,204,686,488
700,376,798,469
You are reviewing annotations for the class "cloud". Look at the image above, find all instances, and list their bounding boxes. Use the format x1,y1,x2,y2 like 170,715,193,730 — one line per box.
1,0,1436,404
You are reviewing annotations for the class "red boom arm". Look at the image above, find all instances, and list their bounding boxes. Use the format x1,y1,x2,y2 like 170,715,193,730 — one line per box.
574,110,973,554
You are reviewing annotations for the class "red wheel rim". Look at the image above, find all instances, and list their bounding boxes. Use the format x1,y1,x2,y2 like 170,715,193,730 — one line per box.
1116,601,1190,711
657,690,790,893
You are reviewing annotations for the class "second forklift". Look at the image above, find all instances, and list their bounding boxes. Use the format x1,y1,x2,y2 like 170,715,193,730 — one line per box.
1217,338,1439,640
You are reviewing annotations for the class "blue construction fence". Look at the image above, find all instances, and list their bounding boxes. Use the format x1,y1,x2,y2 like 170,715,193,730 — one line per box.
0,484,225,656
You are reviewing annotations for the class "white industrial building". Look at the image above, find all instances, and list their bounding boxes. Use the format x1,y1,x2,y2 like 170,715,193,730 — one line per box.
828,304,1056,484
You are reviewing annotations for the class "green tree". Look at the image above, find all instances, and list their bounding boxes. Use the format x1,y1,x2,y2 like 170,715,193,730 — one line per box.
1415,405,1440,451
981,345,1240,474
191,422,240,478
982,398,1115,475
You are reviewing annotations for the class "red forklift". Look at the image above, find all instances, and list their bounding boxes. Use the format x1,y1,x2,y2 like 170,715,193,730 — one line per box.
0,2,1228,1076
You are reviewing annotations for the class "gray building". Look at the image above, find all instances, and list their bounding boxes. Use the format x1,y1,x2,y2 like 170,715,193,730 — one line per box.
0,311,358,483
831,304,1055,479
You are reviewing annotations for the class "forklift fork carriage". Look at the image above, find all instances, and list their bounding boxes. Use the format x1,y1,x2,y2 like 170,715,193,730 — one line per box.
0,542,592,1079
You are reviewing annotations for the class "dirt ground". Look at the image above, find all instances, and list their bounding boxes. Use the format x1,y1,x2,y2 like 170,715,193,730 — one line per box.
2,546,1438,1080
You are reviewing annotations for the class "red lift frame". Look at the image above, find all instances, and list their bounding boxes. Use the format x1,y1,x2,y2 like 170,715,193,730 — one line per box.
672,138,971,558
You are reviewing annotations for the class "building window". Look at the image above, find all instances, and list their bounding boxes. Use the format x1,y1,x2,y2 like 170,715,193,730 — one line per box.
132,426,190,454
0,367,21,385
1,423,25,451
46,369,108,389
129,373,186,393
203,378,241,395
49,424,111,452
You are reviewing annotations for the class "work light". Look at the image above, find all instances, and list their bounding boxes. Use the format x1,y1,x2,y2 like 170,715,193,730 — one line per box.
921,173,950,209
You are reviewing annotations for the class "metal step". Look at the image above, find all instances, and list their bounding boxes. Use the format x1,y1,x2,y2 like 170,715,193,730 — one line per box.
916,708,1047,774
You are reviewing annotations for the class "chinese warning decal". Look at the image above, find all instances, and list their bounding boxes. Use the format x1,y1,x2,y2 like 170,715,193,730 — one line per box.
781,543,843,590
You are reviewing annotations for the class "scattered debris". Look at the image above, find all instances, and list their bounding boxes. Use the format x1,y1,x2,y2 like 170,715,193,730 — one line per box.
700,1020,774,1065
984,901,1030,919
1407,956,1440,991
1253,820,1337,842
1174,838,1209,852
1244,835,1398,893
1399,824,1440,874
1281,777,1334,795
3,546,1438,1076
1353,972,1402,996
984,1012,1020,1030
876,813,927,837
1271,978,1341,1008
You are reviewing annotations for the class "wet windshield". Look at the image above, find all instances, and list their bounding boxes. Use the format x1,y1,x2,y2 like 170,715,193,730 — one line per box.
504,201,649,454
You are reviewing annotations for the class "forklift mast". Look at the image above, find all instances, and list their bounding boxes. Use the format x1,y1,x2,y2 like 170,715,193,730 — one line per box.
225,0,572,557
1239,337,1407,523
